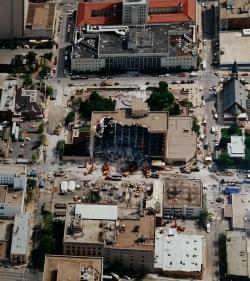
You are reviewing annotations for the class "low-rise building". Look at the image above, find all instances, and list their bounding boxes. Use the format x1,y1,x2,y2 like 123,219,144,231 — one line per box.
223,62,247,121
24,3,55,39
163,177,203,219
10,214,30,264
0,185,25,218
0,219,13,259
226,231,250,278
63,203,155,271
154,228,203,279
0,79,17,122
15,89,43,120
42,255,103,281
224,193,250,230
0,164,27,190
227,136,246,159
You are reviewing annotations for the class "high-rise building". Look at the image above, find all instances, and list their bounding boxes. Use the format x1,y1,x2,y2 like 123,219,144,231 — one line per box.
0,0,28,39
122,0,148,25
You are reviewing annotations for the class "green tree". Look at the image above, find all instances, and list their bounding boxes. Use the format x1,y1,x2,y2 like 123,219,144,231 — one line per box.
43,52,53,61
192,116,200,135
217,152,233,169
79,91,116,119
27,178,37,189
180,98,193,108
37,122,45,134
46,86,54,97
31,153,38,164
245,137,250,148
147,90,174,111
40,134,48,145
26,51,37,65
56,140,65,158
219,136,230,149
39,64,51,78
198,208,209,227
65,111,75,126
228,123,242,136
22,73,33,87
159,81,168,93
218,234,227,277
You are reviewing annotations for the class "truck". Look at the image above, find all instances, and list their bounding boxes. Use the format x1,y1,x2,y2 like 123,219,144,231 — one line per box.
202,60,207,70
206,223,211,233
190,71,199,77
223,187,240,195
14,126,19,141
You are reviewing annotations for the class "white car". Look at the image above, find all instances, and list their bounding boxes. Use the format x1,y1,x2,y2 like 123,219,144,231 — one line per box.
202,100,206,106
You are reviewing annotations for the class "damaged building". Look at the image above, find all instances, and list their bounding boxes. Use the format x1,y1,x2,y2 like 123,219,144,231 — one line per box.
90,99,197,165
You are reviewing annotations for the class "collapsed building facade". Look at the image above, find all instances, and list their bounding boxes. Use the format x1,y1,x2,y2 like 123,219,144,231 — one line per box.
90,99,197,165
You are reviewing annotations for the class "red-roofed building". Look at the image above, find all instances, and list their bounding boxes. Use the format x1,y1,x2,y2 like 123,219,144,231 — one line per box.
149,0,196,24
76,0,196,27
76,1,122,26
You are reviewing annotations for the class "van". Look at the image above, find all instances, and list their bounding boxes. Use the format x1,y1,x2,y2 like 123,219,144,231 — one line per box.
211,126,215,133
214,113,218,120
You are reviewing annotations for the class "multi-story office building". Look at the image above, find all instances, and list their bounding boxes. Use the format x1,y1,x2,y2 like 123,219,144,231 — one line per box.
122,0,149,25
0,0,28,39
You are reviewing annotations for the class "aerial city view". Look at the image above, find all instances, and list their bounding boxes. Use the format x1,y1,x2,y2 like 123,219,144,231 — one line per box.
1,0,250,280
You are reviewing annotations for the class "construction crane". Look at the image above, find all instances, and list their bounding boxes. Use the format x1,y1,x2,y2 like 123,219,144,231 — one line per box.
170,198,185,232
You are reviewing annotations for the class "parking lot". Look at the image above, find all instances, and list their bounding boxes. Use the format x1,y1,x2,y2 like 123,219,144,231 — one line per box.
9,121,41,161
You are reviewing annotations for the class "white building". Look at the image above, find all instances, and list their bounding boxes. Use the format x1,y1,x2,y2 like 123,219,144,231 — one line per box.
154,228,203,278
0,165,26,190
10,214,30,264
122,0,148,25
227,136,245,159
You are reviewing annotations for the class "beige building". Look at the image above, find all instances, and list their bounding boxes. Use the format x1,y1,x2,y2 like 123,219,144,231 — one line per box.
24,3,56,39
90,99,197,165
163,177,203,219
43,255,103,281
0,0,28,39
63,203,155,271
226,231,250,278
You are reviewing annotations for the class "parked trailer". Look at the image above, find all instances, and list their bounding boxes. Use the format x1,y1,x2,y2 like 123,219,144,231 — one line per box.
11,122,16,136
54,210,66,217
223,187,240,194
14,126,19,141
54,203,67,209
3,127,11,141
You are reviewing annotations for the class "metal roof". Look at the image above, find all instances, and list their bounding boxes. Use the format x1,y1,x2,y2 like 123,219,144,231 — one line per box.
154,229,203,272
75,203,118,220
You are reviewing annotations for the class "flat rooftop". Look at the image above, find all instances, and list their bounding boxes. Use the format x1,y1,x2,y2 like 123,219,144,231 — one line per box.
220,31,250,67
43,255,103,281
166,116,197,162
155,228,203,272
0,185,24,207
26,3,55,30
163,177,202,208
64,204,116,245
220,0,250,19
226,231,249,277
73,24,195,59
113,215,155,250
10,214,30,256
231,193,250,229
0,79,17,112
0,164,26,175
64,204,154,250
91,109,168,133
